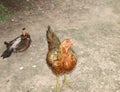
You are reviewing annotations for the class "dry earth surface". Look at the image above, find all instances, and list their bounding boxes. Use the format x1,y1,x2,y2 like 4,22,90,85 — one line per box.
0,0,120,92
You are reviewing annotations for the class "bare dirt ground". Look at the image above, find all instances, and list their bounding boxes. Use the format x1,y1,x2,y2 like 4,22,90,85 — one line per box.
0,0,120,92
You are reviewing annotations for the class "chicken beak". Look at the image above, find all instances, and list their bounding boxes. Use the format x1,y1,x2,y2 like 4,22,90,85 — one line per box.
22,30,28,36
22,31,25,36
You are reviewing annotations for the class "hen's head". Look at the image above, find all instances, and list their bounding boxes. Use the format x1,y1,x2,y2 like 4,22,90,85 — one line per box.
22,28,28,36
61,39,73,52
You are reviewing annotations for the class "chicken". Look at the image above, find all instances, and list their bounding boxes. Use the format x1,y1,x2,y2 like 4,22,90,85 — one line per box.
46,26,77,92
1,28,31,59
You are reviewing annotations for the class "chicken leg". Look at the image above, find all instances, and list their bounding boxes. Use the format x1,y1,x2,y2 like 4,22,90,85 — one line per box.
54,76,61,92
62,74,73,89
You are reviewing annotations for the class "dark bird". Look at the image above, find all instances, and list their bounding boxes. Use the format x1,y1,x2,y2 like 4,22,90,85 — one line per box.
46,26,77,92
1,28,31,59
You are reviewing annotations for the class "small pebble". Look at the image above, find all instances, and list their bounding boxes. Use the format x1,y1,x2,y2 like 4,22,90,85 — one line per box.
20,67,24,70
51,86,54,89
11,19,15,22
30,86,34,89
102,71,106,75
101,82,104,85
32,65,36,68
30,45,32,48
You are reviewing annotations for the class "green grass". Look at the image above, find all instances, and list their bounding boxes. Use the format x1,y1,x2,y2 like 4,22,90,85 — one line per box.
0,0,33,21
0,4,10,21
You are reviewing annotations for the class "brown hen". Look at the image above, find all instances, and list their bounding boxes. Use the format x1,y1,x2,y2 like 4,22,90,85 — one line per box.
1,28,31,59
46,26,77,92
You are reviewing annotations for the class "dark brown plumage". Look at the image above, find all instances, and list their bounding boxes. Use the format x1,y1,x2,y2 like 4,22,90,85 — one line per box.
1,28,31,59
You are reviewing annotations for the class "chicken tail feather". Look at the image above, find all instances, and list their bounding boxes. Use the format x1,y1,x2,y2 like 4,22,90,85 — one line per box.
1,48,13,59
46,26,60,50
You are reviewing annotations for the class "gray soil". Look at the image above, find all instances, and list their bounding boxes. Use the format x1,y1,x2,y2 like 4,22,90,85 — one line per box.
0,0,120,92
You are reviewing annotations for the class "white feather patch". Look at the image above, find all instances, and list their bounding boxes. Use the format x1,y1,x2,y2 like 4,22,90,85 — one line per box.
11,37,21,48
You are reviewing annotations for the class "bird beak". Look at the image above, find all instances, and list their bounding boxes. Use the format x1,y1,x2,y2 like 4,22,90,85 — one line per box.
22,30,28,36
